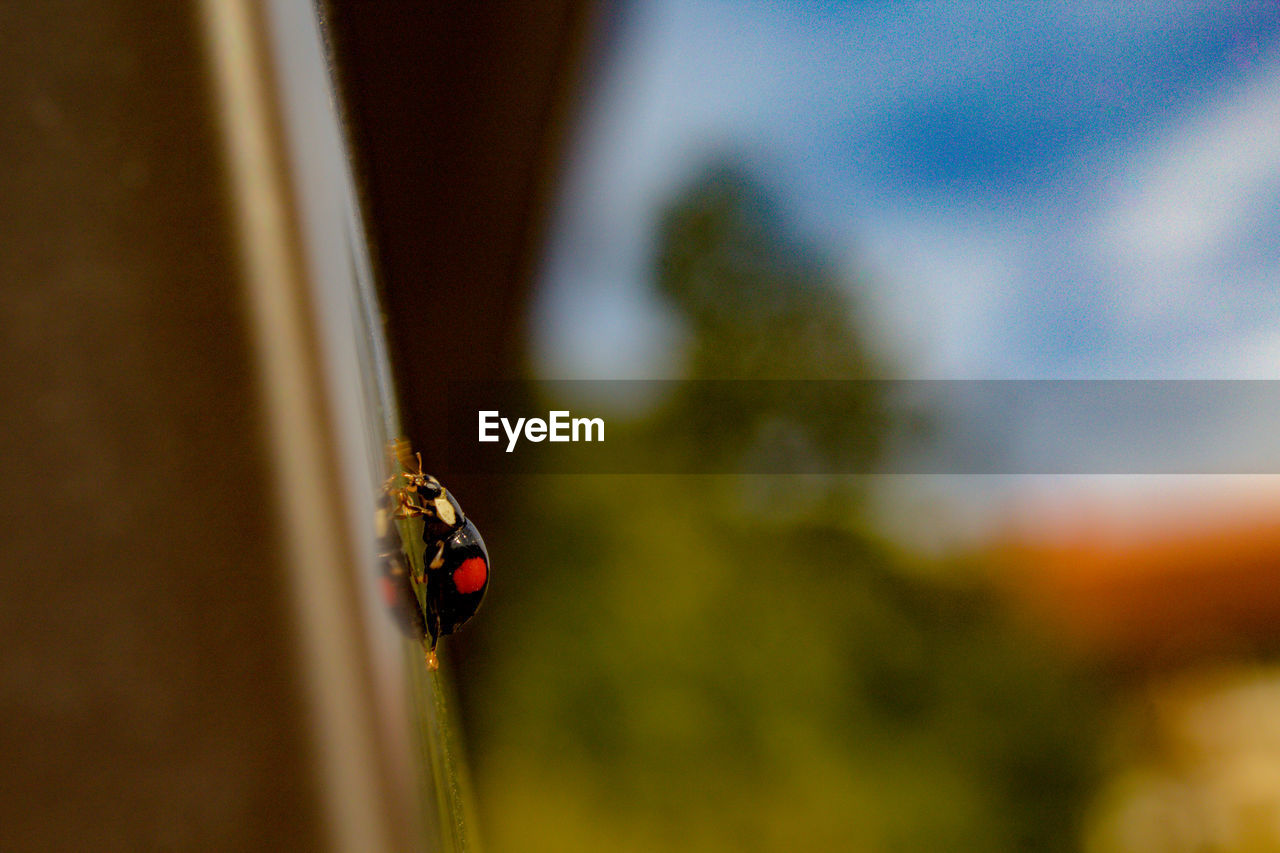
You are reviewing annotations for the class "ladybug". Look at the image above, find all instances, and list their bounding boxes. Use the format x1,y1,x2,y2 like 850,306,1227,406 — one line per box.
378,440,489,670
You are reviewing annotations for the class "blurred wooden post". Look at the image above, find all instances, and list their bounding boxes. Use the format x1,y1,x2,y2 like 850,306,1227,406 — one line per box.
0,1,407,849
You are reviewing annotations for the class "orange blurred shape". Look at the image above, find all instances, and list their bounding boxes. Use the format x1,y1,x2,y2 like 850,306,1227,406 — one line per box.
994,516,1280,665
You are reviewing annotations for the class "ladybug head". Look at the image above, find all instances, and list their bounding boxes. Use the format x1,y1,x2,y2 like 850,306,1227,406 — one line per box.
428,518,490,641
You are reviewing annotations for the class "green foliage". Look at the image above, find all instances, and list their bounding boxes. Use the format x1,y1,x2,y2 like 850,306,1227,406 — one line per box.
655,164,874,380
474,477,1102,852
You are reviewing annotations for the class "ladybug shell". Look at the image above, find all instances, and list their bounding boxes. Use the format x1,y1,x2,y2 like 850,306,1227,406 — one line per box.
425,518,489,643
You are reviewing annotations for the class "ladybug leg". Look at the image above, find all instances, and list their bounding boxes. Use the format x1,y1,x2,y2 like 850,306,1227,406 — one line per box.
407,542,444,585
382,474,414,518
391,485,427,519
423,602,441,654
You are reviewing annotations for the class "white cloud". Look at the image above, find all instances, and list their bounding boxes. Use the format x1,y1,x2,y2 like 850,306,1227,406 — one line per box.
1099,51,1280,286
850,210,1023,378
534,0,1280,382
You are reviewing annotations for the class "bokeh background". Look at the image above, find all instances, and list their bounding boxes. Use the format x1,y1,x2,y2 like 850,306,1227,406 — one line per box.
440,3,1280,851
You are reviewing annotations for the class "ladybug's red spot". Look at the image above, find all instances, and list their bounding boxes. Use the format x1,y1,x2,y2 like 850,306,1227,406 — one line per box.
453,557,488,594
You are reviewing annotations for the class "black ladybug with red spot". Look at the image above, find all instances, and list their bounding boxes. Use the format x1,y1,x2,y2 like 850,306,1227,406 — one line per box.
378,440,489,670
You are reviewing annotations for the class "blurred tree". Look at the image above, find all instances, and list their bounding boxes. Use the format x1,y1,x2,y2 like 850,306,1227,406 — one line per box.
656,163,876,381
467,163,1105,853
652,163,888,475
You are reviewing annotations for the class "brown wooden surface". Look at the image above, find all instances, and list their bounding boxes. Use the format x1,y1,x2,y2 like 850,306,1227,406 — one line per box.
0,0,596,846
0,2,322,849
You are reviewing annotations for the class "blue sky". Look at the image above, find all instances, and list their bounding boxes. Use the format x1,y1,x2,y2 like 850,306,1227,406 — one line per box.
532,0,1280,379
